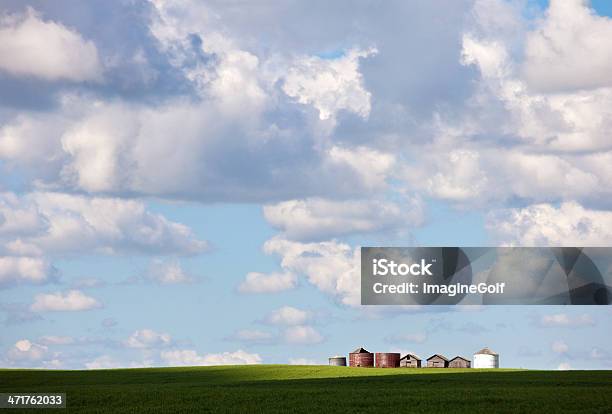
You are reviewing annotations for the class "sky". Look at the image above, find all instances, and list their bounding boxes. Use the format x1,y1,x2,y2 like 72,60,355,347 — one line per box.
1,0,612,370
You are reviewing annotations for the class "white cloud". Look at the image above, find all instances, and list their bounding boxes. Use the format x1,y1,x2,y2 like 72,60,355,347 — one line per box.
85,355,122,370
540,313,595,328
523,0,612,92
283,48,377,121
288,358,320,365
6,339,47,361
31,289,101,312
400,0,612,210
424,150,488,201
552,340,569,354
0,8,102,81
263,238,361,306
39,336,75,345
0,4,395,205
238,272,297,293
404,147,607,207
0,192,208,257
160,349,262,366
0,96,395,202
145,260,194,284
124,329,172,349
0,256,55,288
264,306,311,326
326,146,395,192
460,1,612,153
283,325,324,345
149,0,266,114
590,348,611,361
263,196,423,241
557,362,572,371
488,202,612,246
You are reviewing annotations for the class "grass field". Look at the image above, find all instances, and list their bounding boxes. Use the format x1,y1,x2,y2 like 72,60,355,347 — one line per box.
1,365,611,413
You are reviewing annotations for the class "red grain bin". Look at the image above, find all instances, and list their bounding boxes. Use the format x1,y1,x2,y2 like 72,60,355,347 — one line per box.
375,352,400,368
349,347,374,367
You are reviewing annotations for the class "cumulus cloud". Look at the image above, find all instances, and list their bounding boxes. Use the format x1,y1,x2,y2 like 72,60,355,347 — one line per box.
523,0,612,92
283,48,377,121
124,329,172,349
263,196,423,241
0,98,396,202
85,355,122,370
30,289,101,312
0,1,399,205
237,272,297,294
264,306,311,326
539,313,595,328
488,202,612,246
263,238,361,306
398,0,612,212
0,192,208,257
6,339,47,361
160,349,262,366
38,335,75,346
590,347,611,362
283,325,324,345
0,8,102,81
455,0,612,157
0,256,56,288
144,260,194,285
557,362,572,370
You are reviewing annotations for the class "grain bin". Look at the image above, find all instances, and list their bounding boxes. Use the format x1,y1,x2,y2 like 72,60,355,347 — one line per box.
473,347,499,368
375,352,400,368
328,356,347,366
349,347,374,367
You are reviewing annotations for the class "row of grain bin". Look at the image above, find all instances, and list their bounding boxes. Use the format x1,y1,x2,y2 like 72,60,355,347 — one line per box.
330,347,498,368
347,348,400,368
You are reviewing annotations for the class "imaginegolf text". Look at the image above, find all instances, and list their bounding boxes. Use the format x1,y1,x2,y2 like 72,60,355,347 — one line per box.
372,281,506,296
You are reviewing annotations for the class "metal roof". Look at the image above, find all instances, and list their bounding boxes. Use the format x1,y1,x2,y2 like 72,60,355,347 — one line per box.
475,347,498,355
426,354,449,361
400,353,421,361
449,356,470,362
351,347,370,354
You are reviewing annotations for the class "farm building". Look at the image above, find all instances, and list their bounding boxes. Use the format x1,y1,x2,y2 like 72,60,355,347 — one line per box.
399,354,421,368
328,356,347,366
349,347,374,367
375,352,400,368
473,347,499,368
449,356,471,368
426,354,449,368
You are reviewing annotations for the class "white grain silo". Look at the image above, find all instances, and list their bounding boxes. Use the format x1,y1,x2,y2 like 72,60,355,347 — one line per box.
473,347,499,368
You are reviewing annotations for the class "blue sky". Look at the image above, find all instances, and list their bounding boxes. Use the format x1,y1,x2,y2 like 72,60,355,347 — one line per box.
1,0,612,370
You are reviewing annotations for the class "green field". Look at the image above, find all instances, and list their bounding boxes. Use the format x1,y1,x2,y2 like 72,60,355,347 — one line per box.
1,365,611,413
